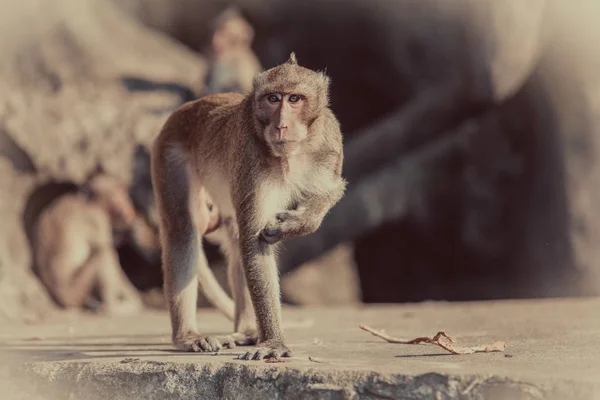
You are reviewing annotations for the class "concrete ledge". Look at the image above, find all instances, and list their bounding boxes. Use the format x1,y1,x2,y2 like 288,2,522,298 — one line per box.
1,298,599,399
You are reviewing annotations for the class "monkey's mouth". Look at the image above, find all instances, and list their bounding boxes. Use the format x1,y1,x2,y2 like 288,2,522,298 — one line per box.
272,140,299,149
271,140,300,156
273,139,297,145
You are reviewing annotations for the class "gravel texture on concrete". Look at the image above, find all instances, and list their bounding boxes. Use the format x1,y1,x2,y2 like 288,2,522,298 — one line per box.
1,298,599,399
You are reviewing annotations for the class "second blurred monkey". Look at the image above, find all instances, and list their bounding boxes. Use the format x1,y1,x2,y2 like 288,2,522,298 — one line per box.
204,8,262,95
33,175,144,316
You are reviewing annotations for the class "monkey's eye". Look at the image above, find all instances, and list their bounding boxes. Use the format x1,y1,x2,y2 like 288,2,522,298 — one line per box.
267,94,280,103
288,94,301,103
207,204,214,212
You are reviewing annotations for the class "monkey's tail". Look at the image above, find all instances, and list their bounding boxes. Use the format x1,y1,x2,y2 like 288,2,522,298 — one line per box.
196,259,235,321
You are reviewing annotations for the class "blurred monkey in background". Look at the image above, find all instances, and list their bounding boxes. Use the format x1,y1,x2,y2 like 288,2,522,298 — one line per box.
33,174,144,316
204,7,263,95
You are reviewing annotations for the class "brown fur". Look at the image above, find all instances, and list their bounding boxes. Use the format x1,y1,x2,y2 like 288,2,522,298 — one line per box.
33,175,143,316
151,53,346,359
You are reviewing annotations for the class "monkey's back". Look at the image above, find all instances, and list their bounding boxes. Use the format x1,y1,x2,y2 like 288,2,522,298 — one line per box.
159,92,248,168
34,194,112,276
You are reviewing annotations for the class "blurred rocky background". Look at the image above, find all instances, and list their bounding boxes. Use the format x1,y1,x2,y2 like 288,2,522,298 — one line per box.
1,0,600,322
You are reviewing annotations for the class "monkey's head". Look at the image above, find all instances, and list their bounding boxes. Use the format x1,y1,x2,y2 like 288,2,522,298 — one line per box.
211,7,254,54
251,52,331,157
194,187,222,235
87,175,137,230
203,194,222,235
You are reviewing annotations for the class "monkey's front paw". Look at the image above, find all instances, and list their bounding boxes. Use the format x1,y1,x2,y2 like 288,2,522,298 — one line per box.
260,225,283,244
260,212,300,244
175,332,236,352
238,340,292,361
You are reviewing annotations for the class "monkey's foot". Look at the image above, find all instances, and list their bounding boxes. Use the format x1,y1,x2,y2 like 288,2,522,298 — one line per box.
175,332,236,352
238,340,292,360
231,330,259,346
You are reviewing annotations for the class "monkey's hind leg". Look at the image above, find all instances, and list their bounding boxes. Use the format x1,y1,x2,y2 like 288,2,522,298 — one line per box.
152,144,234,352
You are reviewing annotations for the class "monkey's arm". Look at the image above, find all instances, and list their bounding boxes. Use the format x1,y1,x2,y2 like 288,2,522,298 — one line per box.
233,171,291,359
262,135,346,244
261,178,346,245
127,214,162,264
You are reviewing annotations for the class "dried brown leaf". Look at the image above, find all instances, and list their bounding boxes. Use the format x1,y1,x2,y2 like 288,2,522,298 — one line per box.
359,324,506,355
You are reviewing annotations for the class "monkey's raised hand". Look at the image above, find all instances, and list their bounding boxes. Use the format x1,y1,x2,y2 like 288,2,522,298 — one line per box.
261,180,346,245
261,210,304,244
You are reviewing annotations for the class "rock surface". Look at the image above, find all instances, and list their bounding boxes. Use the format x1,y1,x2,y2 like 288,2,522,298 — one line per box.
0,0,206,321
1,298,599,399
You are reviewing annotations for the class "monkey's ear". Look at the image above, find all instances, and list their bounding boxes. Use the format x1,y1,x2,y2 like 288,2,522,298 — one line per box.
287,52,298,65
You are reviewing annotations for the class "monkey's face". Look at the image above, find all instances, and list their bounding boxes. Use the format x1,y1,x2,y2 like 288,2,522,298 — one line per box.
256,92,311,157
195,188,221,235
212,19,253,54
88,175,137,230
106,192,137,230
204,200,221,234
252,56,331,157
212,26,233,54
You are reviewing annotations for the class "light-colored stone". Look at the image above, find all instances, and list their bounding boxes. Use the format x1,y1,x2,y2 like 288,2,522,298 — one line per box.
1,298,599,399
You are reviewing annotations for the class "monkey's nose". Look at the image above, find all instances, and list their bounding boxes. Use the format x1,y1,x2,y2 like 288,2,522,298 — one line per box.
277,126,288,140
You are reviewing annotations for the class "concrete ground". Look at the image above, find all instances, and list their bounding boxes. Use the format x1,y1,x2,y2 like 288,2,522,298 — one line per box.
0,297,599,400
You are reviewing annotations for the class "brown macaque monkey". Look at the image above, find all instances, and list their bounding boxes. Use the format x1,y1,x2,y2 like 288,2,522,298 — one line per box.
33,175,143,316
151,53,346,360
204,7,262,95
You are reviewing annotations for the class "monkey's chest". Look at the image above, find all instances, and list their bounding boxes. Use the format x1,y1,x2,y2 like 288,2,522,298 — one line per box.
255,175,311,225
202,164,320,233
